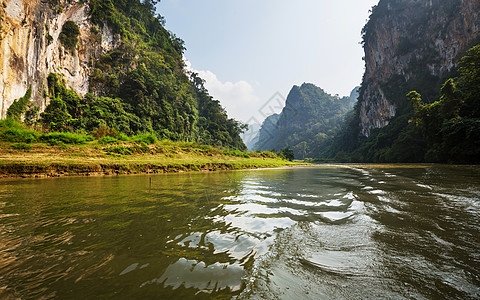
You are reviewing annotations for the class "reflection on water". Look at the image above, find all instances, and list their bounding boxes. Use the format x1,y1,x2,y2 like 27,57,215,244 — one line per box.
144,258,244,292
0,165,479,299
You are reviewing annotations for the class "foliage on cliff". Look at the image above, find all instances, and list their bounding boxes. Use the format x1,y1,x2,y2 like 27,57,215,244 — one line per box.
408,45,480,163
324,0,480,163
253,83,356,159
6,87,32,121
34,0,246,150
59,21,80,52
326,44,480,163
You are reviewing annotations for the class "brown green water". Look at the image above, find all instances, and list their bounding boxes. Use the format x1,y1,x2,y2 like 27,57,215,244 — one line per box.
0,165,479,299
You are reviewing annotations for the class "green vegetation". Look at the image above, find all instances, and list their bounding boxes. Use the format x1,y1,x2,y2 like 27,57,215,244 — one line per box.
24,0,245,150
59,21,80,52
131,133,158,144
192,74,247,149
0,120,298,178
40,132,95,145
279,147,295,161
326,44,480,164
45,24,53,45
408,45,480,163
6,87,32,121
0,1,313,172
11,143,33,151
0,119,39,143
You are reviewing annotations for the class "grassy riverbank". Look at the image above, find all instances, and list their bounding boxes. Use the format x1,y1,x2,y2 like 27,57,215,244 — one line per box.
0,122,299,178
0,142,299,178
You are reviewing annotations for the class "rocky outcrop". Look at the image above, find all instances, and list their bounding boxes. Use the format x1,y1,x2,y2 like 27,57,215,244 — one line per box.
360,0,480,136
0,0,118,118
253,113,280,151
241,123,261,151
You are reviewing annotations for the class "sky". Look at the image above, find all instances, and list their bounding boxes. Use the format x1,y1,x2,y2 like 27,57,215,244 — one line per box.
157,0,379,124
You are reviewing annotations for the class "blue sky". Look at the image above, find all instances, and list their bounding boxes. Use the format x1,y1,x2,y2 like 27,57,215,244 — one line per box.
157,0,379,124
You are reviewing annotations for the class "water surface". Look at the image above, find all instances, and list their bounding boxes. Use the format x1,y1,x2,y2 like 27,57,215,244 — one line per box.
0,165,479,299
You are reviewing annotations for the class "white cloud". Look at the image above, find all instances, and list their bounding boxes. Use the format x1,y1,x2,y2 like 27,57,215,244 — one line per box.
185,59,261,123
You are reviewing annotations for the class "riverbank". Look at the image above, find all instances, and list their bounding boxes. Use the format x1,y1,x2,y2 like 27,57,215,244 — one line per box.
0,141,301,178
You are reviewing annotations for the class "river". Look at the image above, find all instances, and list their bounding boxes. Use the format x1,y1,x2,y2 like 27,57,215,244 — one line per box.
0,165,479,299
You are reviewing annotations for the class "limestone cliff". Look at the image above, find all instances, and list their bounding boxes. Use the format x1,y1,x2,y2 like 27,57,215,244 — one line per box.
241,123,261,151
0,0,117,118
360,0,480,136
253,113,280,151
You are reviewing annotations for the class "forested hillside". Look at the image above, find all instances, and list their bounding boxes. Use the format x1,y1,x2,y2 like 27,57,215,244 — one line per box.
6,0,246,150
326,43,480,163
253,83,356,159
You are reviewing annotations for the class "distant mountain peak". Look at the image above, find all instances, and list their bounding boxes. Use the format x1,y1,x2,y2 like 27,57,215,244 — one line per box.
252,84,357,157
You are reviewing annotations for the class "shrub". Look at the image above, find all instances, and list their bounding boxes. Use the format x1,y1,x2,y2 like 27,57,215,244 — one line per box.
0,118,20,130
130,142,149,154
279,147,295,161
224,150,242,157
260,151,277,158
40,97,71,131
46,139,67,147
98,136,118,144
104,145,132,155
131,133,157,144
6,87,32,121
59,21,80,52
12,143,33,151
117,133,129,141
0,128,39,143
24,106,40,126
40,132,94,144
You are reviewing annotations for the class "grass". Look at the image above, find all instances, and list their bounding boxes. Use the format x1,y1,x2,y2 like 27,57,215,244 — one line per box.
0,121,302,178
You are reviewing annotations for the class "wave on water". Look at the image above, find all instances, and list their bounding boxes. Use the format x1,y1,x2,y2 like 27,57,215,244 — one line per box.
238,187,381,299
238,221,390,299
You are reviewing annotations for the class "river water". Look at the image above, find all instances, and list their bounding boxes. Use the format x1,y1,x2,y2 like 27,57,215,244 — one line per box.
0,165,479,299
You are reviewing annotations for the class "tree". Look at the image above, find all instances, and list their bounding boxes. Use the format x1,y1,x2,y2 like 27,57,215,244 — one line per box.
406,44,480,163
40,98,71,131
280,147,295,161
439,79,462,119
458,44,480,118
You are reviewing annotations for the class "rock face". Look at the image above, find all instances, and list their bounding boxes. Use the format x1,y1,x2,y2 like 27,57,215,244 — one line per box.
0,0,117,118
253,113,280,151
360,0,480,137
241,123,261,151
